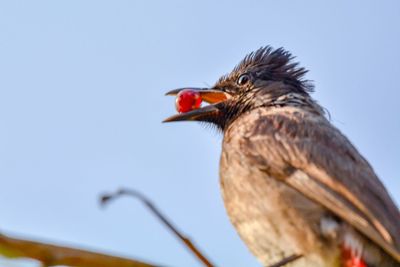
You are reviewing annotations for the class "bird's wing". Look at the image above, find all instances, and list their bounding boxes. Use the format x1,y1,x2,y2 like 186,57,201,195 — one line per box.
241,110,400,261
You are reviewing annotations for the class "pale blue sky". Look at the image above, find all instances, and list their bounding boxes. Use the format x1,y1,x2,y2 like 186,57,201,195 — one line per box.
0,1,399,267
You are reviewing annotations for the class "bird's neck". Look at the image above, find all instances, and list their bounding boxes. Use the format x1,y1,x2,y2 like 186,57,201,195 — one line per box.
219,92,326,132
259,92,326,117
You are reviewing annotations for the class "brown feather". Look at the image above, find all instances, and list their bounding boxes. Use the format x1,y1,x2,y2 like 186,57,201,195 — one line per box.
233,106,400,262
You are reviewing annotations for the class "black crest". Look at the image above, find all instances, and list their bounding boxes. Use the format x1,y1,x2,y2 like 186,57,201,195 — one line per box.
219,46,314,94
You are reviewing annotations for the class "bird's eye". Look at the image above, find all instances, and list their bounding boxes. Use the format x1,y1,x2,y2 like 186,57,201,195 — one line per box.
237,74,250,86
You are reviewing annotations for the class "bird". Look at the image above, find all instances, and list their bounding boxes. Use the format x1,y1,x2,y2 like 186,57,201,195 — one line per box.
164,46,400,267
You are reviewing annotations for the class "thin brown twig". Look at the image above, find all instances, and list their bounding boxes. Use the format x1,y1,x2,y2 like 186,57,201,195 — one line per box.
267,254,303,267
100,188,215,267
0,232,157,267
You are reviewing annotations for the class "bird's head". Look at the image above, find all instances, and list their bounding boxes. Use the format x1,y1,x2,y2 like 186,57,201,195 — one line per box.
164,46,314,131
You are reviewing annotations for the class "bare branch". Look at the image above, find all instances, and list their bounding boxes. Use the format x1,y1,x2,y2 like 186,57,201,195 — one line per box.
268,254,303,267
0,232,158,267
100,188,215,267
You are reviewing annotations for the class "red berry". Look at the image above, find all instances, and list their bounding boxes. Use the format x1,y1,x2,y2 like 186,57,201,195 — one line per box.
175,89,202,113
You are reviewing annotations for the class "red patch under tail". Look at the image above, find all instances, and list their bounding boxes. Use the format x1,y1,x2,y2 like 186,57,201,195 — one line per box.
341,245,367,267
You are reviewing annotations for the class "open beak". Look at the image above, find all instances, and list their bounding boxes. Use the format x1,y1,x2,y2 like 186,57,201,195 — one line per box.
163,87,230,122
